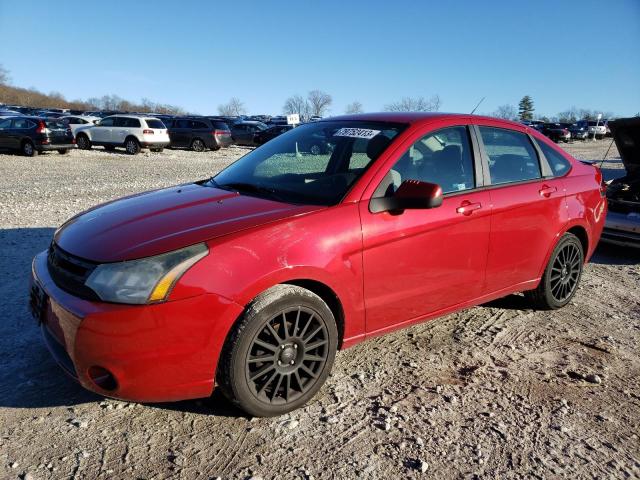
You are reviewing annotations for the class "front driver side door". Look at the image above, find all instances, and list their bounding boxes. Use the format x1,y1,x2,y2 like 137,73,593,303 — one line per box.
92,117,114,143
360,124,492,335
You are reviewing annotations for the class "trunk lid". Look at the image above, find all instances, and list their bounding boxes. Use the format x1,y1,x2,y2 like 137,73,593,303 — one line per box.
609,117,640,177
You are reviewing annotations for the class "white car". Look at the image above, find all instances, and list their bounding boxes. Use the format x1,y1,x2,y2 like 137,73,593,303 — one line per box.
74,115,170,154
62,115,101,136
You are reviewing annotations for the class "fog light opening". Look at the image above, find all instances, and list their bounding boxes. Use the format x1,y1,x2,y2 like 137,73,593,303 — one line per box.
88,366,118,391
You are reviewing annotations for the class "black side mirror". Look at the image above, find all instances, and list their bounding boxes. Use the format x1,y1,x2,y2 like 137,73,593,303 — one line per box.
370,180,443,214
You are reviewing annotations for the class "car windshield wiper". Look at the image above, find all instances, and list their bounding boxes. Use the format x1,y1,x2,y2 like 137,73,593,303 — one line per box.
216,182,285,201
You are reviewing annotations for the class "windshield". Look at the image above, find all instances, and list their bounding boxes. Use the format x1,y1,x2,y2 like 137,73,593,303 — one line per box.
210,120,406,206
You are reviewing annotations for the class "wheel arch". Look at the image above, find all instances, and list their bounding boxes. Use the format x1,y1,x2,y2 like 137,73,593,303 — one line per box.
536,221,591,280
282,279,346,349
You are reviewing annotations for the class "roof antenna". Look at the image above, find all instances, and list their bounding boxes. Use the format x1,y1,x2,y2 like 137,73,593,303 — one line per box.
470,97,485,115
598,138,615,168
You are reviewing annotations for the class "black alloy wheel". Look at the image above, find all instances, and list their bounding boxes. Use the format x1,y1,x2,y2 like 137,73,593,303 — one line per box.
246,306,330,405
526,232,584,309
218,285,338,417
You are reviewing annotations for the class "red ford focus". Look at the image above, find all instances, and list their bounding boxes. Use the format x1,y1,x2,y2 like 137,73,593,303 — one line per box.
30,113,606,416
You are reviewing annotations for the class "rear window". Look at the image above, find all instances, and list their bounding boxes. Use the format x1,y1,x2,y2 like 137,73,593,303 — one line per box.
44,120,67,130
145,119,165,129
536,140,571,176
212,121,229,130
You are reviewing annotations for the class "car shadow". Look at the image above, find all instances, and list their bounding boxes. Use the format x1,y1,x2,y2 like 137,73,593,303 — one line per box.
0,227,243,416
590,242,640,265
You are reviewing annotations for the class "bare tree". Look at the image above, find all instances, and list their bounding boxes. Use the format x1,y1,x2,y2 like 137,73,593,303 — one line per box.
218,97,247,116
0,64,9,85
384,95,441,112
283,94,309,117
492,104,518,120
307,89,332,117
557,106,579,123
345,101,363,114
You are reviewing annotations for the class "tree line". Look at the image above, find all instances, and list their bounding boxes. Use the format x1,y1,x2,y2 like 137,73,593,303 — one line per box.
491,95,615,123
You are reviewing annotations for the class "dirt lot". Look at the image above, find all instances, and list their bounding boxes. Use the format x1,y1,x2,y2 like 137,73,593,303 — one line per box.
1,140,639,479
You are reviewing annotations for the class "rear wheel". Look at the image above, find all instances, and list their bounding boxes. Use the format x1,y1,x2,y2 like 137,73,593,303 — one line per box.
217,285,338,417
191,138,206,152
22,140,36,157
526,232,584,309
57,149,69,154
150,147,164,153
76,134,91,150
124,137,141,155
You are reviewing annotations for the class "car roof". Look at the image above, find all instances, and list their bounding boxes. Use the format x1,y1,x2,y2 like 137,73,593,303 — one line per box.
322,112,526,129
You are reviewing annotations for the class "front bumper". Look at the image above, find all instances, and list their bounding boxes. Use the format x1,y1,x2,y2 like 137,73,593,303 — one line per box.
601,211,640,248
30,250,244,402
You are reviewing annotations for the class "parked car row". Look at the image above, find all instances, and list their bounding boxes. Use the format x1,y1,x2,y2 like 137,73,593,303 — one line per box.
522,119,610,142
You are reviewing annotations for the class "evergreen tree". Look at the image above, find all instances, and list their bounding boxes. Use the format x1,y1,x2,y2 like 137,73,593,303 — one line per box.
518,95,534,121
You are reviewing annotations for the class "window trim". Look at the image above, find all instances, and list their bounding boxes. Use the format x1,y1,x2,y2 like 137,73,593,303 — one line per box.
473,125,549,188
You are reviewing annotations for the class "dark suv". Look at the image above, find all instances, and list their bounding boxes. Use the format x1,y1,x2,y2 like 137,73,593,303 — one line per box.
165,117,232,151
0,116,75,156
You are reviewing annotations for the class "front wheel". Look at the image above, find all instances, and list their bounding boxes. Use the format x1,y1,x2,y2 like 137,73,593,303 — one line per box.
76,134,91,150
217,285,338,417
57,149,69,155
526,232,584,309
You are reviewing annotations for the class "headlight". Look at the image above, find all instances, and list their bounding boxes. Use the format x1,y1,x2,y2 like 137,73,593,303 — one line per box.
85,243,208,304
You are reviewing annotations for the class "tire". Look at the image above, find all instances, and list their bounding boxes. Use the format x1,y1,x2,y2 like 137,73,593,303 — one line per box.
150,148,164,153
217,284,338,417
124,137,141,155
76,134,91,150
525,232,584,310
191,138,206,152
22,140,36,157
57,149,69,155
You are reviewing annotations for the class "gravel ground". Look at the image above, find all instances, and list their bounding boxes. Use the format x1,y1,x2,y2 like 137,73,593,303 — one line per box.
1,139,639,479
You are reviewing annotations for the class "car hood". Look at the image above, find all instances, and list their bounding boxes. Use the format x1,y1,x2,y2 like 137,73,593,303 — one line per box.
610,117,640,176
54,182,323,262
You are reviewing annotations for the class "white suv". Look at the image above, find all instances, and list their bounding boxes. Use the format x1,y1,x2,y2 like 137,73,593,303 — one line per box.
75,115,170,154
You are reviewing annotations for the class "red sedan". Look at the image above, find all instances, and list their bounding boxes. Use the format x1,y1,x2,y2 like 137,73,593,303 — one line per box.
30,113,606,416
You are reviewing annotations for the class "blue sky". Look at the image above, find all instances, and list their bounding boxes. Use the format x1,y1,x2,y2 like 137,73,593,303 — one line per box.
1,0,638,116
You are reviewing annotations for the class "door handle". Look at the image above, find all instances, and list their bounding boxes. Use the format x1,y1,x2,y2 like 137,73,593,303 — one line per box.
539,185,557,197
456,201,482,216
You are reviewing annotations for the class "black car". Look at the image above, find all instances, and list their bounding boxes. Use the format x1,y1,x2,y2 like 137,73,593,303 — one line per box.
0,116,75,156
253,124,293,145
165,117,232,151
541,123,571,143
230,121,268,146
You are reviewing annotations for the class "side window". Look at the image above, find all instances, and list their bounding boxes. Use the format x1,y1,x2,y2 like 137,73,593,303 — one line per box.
376,126,476,196
125,118,141,128
0,118,12,129
100,117,114,127
479,127,541,184
192,121,207,130
536,140,571,176
13,118,30,129
113,117,127,127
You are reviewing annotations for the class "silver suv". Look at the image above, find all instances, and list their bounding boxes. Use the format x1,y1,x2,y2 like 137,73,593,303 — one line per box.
75,115,170,154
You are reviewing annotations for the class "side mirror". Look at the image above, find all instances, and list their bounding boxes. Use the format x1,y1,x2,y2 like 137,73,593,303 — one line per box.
370,180,443,214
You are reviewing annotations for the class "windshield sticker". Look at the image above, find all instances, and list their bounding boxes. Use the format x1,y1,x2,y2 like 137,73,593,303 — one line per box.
334,128,381,139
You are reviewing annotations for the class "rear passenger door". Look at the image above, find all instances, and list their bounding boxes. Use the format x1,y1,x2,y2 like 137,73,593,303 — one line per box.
0,118,12,149
473,121,566,293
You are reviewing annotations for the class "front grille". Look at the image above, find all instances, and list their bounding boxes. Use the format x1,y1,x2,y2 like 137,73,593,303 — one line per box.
47,243,100,301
